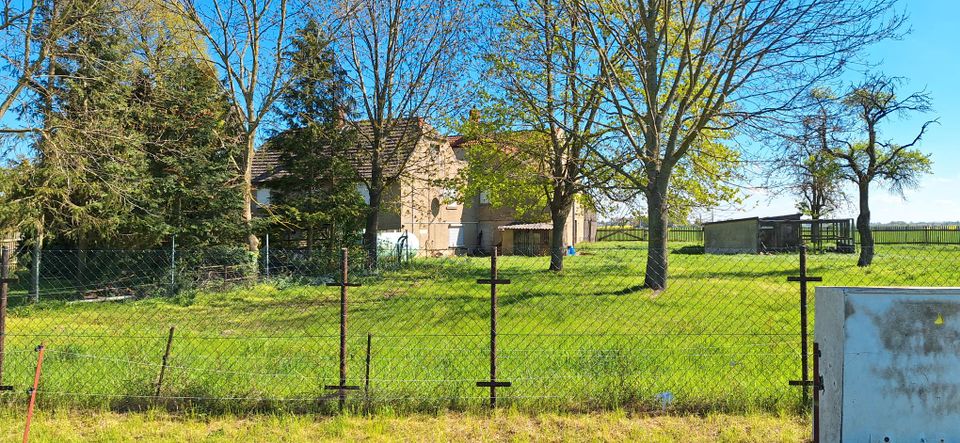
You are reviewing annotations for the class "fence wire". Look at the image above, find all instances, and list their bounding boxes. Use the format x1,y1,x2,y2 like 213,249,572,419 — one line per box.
0,241,958,414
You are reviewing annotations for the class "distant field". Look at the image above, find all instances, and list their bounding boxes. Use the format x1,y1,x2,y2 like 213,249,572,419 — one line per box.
0,408,809,442
0,242,957,415
596,226,960,245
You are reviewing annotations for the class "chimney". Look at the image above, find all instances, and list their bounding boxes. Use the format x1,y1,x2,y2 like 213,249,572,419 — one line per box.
334,105,347,128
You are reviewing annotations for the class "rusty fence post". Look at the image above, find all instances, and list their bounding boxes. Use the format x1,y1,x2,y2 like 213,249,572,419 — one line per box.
324,248,359,411
22,342,45,443
476,247,511,408
788,245,821,404
155,326,175,397
0,247,12,391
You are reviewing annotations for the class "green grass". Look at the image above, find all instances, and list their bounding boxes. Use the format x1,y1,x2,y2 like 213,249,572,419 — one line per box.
0,242,957,415
0,408,809,442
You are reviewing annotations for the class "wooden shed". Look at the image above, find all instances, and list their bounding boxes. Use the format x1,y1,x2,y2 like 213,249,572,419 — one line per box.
704,214,854,254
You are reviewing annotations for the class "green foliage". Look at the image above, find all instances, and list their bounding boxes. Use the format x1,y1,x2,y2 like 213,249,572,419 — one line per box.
264,19,366,251
1,2,245,249
30,2,153,247
131,58,247,247
448,121,551,221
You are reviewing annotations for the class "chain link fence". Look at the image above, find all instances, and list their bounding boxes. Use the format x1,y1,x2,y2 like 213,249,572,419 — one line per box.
0,241,958,414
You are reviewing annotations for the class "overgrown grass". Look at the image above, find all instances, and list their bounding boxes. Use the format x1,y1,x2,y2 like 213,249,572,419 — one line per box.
0,242,957,415
0,408,809,442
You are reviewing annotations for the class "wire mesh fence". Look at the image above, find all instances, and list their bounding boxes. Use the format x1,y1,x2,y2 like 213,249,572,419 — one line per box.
0,241,958,414
596,225,960,245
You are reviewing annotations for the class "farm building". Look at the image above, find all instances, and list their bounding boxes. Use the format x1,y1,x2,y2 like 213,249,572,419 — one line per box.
251,118,598,256
704,214,855,254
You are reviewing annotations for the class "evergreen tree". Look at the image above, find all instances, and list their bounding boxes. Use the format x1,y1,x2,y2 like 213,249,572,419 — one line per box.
266,19,365,253
132,58,247,248
35,2,154,249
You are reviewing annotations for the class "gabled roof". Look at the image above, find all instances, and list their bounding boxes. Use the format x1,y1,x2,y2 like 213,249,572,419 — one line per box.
499,222,553,231
252,118,442,184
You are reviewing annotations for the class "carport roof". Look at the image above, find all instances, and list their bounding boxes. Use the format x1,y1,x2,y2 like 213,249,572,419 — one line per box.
498,223,553,231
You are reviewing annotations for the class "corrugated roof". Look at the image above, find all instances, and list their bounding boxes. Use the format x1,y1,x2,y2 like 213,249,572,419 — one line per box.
252,118,437,184
498,223,553,231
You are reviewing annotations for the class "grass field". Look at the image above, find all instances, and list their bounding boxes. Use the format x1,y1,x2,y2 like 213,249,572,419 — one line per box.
0,409,809,442
0,242,957,415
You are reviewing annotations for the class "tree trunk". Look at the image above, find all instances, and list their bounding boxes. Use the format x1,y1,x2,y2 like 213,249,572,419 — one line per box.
243,135,259,252
856,182,873,266
644,179,670,290
362,188,382,269
548,204,569,272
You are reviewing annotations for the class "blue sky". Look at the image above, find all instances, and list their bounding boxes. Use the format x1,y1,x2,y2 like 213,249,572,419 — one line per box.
714,0,960,223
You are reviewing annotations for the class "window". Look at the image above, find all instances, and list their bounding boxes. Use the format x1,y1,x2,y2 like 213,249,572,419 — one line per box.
255,188,271,206
448,225,465,248
356,183,371,205
442,188,458,209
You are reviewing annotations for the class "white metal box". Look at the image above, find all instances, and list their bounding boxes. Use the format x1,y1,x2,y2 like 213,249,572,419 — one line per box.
816,287,960,442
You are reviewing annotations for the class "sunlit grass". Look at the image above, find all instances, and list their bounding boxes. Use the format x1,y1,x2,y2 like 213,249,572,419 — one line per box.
0,242,956,415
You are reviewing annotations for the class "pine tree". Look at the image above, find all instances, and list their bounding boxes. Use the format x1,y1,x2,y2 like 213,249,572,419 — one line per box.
266,19,365,253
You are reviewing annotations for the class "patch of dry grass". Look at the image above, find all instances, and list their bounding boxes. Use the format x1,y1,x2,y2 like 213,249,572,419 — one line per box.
0,409,809,442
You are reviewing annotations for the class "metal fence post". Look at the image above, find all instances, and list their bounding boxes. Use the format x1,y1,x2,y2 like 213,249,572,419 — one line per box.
155,326,175,397
30,241,40,304
324,248,360,410
169,235,176,294
264,232,270,278
0,247,12,391
788,245,822,404
476,247,511,408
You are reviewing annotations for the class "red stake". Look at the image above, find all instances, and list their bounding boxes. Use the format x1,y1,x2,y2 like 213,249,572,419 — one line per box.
23,343,46,443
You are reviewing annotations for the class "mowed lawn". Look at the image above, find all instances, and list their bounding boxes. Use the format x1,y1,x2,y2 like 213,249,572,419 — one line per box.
0,242,957,415
0,409,808,442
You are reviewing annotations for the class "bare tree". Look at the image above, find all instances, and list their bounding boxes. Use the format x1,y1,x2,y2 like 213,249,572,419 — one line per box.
327,0,478,267
825,75,935,266
576,0,906,289
776,89,848,220
173,0,297,252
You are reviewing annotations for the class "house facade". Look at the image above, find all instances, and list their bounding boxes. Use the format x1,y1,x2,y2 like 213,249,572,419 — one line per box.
251,119,597,255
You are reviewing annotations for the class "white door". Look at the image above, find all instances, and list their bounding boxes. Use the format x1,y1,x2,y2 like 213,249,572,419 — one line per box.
448,225,464,248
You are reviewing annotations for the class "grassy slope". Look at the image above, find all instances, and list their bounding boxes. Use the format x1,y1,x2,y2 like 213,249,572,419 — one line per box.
0,409,808,442
0,242,957,414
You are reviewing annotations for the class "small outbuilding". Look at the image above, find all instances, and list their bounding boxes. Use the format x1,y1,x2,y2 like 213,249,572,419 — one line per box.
704,214,855,254
498,223,553,256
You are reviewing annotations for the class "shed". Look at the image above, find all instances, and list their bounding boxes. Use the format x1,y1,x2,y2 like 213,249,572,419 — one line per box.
704,214,854,254
498,223,552,256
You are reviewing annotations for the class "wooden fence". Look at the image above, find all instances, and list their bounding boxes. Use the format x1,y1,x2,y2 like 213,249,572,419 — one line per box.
867,226,960,245
596,225,960,245
596,227,704,243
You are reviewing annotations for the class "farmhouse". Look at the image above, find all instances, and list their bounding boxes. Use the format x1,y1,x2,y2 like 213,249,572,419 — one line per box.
251,118,596,255
704,213,855,254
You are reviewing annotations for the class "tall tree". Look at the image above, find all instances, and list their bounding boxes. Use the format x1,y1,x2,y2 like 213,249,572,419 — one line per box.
126,0,247,247
266,19,365,253
0,1,110,144
329,0,478,268
577,0,906,289
825,75,935,266
30,1,152,248
131,60,247,247
173,0,297,252
467,0,606,271
778,89,847,220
